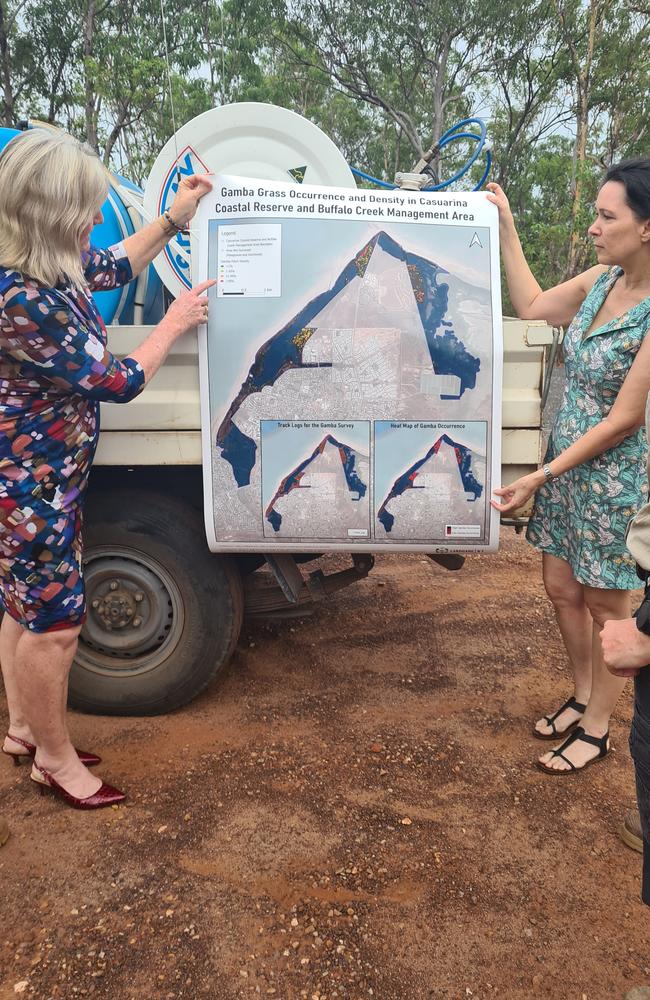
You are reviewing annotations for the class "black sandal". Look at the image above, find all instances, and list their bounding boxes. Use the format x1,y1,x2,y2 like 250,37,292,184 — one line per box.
532,696,587,741
536,726,609,775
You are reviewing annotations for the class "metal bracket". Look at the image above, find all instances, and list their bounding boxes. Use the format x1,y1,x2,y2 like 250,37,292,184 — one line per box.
427,553,466,571
247,553,376,618
500,516,528,534
524,322,563,347
264,554,305,604
394,171,431,191
306,553,375,598
541,326,563,412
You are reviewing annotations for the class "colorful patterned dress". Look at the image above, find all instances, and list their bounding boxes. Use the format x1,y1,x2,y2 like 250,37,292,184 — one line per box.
527,266,650,589
0,245,145,631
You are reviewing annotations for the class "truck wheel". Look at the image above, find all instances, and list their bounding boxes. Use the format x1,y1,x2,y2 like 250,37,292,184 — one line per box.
69,490,243,716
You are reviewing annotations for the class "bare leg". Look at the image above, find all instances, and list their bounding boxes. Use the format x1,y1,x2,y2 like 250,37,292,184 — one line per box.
0,614,33,744
12,626,100,799
582,587,631,730
539,586,630,771
534,553,593,736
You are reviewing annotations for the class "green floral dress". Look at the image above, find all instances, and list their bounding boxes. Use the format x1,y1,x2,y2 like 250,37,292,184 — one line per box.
527,266,650,590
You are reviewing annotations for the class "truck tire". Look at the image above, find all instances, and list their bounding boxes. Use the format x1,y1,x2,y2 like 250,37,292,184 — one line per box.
68,490,244,716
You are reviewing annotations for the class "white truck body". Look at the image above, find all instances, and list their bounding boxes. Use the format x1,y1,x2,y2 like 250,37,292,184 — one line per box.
98,317,554,485
71,317,555,716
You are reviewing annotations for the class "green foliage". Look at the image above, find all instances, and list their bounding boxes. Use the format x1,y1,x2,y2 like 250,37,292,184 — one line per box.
0,0,647,289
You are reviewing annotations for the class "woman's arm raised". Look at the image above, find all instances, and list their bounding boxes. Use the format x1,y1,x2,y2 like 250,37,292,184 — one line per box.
486,182,605,327
120,174,213,277
492,331,650,513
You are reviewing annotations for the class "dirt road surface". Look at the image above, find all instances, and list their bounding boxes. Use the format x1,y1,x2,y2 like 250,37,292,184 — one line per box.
1,534,648,1000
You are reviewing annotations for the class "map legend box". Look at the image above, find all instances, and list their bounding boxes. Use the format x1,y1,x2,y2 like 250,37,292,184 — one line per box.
217,223,282,297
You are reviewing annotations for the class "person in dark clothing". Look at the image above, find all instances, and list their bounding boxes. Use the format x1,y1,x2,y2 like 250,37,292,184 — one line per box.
601,372,650,907
601,570,650,907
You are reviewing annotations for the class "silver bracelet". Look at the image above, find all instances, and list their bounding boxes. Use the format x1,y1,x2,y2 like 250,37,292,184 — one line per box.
542,463,556,482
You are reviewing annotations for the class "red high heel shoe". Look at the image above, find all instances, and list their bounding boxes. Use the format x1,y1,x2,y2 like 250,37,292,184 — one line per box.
3,734,101,767
30,762,126,810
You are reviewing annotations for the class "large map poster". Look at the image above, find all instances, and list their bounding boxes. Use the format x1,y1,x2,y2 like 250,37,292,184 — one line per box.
197,176,502,553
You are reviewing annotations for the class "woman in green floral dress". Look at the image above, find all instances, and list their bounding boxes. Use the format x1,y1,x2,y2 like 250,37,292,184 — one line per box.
488,159,650,774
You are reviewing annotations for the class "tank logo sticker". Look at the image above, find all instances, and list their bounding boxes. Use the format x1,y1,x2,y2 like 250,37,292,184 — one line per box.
158,145,209,289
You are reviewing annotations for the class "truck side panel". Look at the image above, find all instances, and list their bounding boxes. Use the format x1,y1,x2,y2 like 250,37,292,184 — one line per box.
98,318,554,485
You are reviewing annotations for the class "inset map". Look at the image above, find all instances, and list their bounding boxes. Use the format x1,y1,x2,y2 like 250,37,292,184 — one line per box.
261,421,370,539
375,421,488,541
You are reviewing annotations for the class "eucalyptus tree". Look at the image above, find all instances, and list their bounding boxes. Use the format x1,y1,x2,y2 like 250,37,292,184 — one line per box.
549,0,649,274
262,0,554,178
0,0,41,126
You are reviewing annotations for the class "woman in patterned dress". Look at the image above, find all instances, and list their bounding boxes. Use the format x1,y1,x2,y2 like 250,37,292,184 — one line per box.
488,160,650,774
0,129,214,808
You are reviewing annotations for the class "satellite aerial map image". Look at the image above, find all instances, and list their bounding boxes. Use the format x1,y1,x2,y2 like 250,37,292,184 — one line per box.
261,421,370,539
375,421,487,541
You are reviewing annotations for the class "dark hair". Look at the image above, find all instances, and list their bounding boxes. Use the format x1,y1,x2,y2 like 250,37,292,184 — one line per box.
604,158,650,219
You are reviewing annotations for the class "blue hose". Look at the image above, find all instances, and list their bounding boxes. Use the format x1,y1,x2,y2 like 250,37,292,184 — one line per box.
350,116,491,192
349,166,397,189
474,149,493,192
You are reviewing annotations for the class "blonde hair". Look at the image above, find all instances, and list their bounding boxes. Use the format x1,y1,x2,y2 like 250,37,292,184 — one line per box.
0,129,109,289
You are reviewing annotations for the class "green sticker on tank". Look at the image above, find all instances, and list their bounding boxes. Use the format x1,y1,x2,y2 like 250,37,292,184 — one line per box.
287,165,307,183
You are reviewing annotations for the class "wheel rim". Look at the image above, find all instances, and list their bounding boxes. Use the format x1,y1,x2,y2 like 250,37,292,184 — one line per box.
77,546,185,677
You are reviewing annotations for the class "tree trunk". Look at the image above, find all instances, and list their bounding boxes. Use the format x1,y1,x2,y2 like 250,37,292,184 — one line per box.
201,2,219,107
83,0,98,150
0,0,14,127
102,104,128,165
431,34,451,145
566,0,599,277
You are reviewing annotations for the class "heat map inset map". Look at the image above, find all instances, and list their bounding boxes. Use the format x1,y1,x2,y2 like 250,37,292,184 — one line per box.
374,421,488,541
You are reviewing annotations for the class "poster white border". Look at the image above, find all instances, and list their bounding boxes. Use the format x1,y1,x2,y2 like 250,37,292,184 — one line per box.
197,175,502,554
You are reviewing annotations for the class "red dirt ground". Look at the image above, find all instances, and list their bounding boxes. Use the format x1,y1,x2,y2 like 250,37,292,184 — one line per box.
0,533,648,1000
